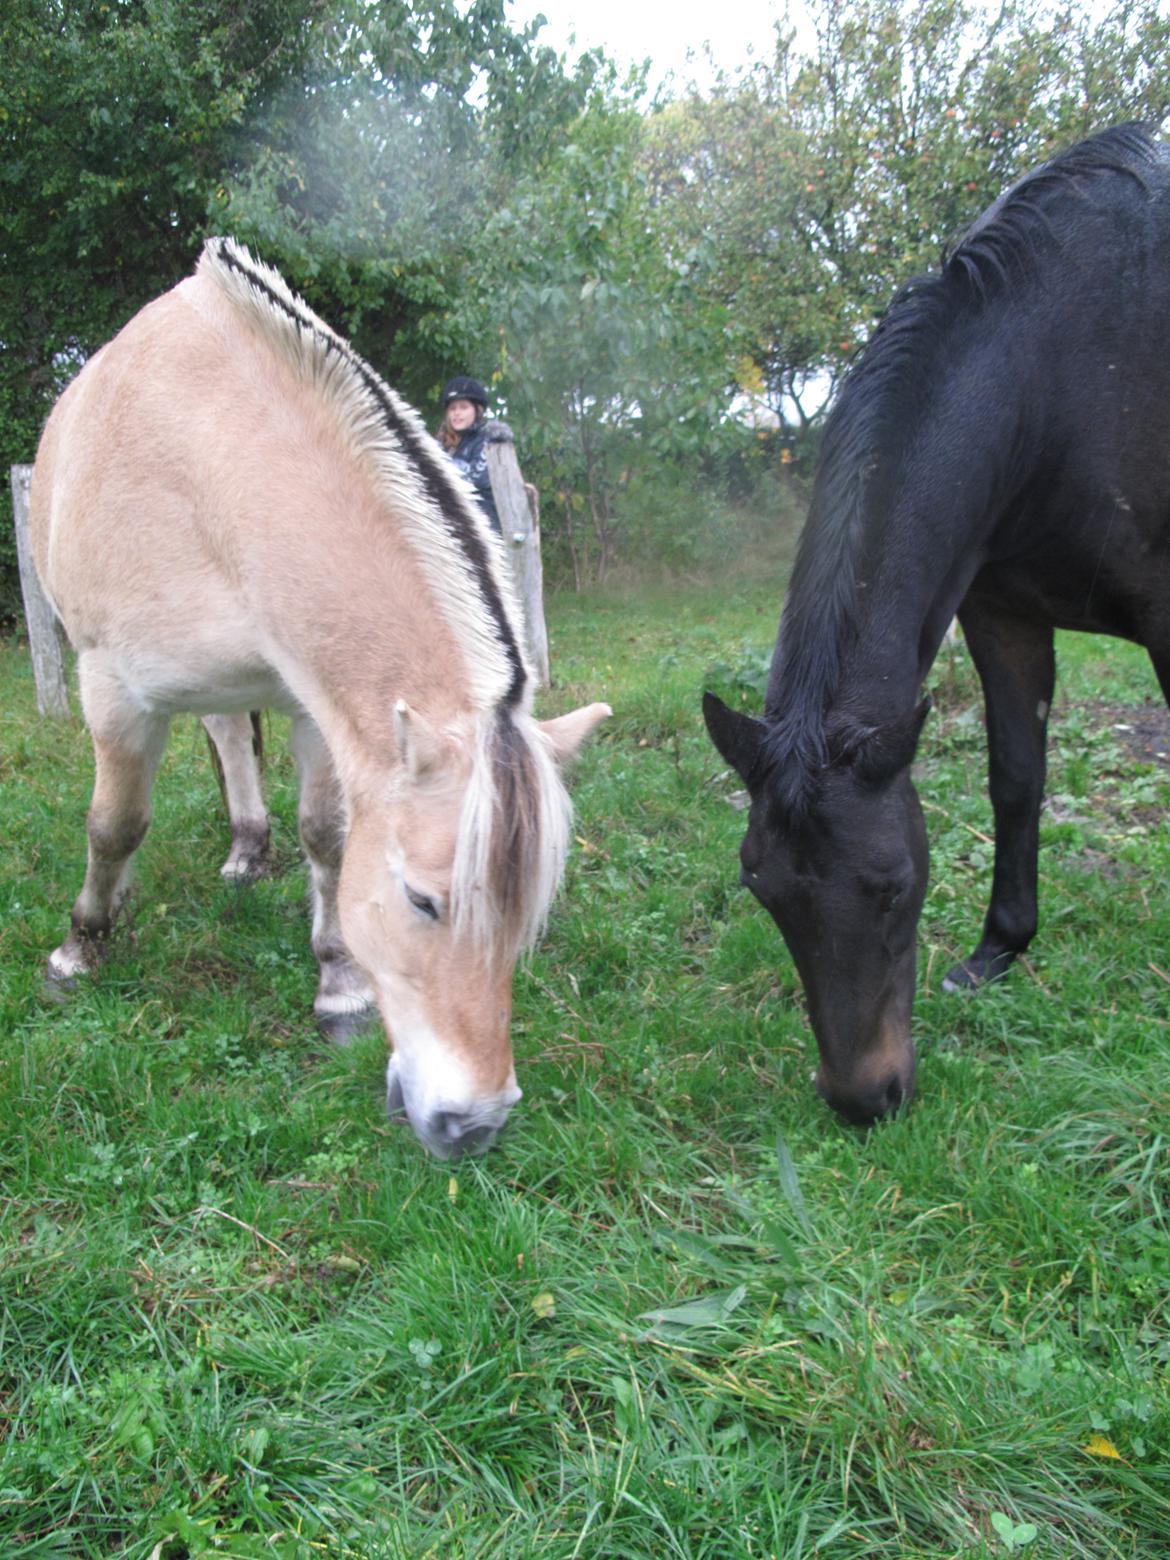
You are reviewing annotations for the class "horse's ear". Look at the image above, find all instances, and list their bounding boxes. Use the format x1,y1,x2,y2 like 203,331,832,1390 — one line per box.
394,699,446,779
853,696,932,786
703,692,767,788
539,702,611,767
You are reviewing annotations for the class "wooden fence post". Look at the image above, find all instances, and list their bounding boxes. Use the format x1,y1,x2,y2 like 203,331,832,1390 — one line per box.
484,422,551,687
10,463,70,717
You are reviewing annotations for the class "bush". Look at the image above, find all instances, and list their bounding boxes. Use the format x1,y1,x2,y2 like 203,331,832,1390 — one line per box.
533,450,810,592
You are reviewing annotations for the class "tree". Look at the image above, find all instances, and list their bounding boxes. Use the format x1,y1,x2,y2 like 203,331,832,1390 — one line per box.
0,0,330,618
212,1,607,406
473,93,736,584
0,0,598,619
643,0,1170,436
642,69,839,435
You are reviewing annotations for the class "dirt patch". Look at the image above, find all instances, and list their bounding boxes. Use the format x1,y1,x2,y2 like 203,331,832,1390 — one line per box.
1068,698,1170,770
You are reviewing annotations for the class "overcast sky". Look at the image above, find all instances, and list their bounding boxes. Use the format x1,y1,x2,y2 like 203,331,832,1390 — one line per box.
507,0,805,94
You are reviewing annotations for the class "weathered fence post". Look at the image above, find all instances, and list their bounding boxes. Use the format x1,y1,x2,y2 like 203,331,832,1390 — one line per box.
484,422,551,687
10,463,70,717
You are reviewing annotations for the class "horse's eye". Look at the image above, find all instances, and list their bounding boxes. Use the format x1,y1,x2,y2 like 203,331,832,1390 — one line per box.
405,885,440,921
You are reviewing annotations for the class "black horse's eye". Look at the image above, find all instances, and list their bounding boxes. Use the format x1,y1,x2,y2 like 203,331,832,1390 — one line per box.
405,885,440,921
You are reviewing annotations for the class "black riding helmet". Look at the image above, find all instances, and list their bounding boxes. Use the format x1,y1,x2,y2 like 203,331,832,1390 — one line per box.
440,376,488,412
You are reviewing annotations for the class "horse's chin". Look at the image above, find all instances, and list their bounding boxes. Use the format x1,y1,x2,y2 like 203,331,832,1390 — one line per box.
814,1044,917,1126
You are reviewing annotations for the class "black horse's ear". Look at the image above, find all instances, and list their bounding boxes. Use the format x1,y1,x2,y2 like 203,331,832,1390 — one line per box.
702,692,767,788
853,696,932,786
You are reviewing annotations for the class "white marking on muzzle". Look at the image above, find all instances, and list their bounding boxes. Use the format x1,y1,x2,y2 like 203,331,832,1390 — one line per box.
384,1034,521,1160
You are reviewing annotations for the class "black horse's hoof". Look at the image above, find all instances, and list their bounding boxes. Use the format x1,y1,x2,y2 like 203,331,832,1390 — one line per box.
315,1006,378,1046
942,952,1016,992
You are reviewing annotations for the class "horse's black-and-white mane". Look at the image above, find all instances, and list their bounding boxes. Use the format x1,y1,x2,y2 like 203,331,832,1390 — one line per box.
200,236,528,713
760,123,1163,819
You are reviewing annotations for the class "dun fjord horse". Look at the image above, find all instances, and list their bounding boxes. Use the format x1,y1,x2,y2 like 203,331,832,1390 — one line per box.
31,238,609,1159
705,124,1170,1125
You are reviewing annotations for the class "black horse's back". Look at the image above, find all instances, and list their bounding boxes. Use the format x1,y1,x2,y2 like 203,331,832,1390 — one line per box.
946,124,1170,656
705,124,1170,1126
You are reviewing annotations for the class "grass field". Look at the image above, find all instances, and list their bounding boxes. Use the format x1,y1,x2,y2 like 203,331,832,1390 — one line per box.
1,578,1168,1559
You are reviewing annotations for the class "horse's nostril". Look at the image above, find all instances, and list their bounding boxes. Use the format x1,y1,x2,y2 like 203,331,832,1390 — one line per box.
434,1110,464,1144
819,1068,911,1126
429,1111,498,1157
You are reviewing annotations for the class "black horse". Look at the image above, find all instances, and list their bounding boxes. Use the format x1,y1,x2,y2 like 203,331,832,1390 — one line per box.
704,123,1170,1126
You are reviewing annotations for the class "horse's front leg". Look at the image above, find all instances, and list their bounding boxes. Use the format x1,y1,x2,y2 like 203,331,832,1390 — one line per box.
289,712,376,1041
944,601,1055,990
49,655,170,981
202,712,269,880
1149,646,1170,712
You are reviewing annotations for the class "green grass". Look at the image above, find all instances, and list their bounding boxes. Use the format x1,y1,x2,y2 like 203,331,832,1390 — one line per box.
1,584,1168,1559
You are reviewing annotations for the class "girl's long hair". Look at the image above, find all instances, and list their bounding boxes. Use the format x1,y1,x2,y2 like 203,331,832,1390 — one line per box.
437,408,483,452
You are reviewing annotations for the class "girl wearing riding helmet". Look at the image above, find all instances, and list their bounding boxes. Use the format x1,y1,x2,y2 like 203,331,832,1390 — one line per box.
436,376,501,535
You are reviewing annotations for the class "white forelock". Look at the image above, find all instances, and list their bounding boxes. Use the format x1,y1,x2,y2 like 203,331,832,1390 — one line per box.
451,709,573,965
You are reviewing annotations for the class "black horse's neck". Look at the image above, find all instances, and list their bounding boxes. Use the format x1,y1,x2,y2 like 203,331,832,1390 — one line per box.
758,123,1163,818
761,305,972,801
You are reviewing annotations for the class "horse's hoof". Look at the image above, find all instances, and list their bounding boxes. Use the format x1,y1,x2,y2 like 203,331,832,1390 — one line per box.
942,964,980,993
220,825,270,883
45,941,98,987
220,858,267,884
315,1006,377,1045
943,951,1016,992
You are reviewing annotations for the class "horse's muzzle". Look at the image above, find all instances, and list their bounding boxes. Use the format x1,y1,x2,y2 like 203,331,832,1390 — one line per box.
385,1056,517,1158
421,1109,501,1159
815,1052,917,1126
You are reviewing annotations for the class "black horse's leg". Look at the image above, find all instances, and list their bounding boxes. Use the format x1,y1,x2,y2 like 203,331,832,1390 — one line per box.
944,600,1055,991
1149,649,1170,711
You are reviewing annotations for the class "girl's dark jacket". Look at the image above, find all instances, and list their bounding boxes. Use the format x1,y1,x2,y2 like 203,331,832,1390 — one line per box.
448,421,501,534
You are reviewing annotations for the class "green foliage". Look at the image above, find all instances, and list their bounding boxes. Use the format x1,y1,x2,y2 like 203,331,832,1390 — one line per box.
211,1,606,408
0,0,328,622
0,0,598,623
6,0,1170,621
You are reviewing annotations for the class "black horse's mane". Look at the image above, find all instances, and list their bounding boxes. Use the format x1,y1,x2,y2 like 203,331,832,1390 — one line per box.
760,122,1161,817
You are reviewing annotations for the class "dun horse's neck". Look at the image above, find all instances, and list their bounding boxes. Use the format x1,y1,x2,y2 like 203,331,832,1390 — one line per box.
192,244,529,764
